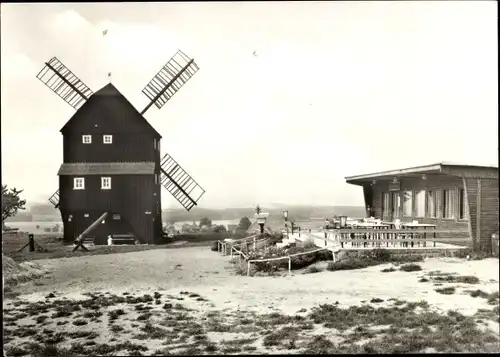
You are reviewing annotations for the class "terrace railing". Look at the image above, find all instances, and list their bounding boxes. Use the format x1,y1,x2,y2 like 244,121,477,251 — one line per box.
316,228,470,249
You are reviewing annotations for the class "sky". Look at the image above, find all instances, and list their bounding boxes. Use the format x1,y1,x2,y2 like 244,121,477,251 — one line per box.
1,1,498,209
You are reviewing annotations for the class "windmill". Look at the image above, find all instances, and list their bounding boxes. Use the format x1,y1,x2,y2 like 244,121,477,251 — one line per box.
37,50,205,244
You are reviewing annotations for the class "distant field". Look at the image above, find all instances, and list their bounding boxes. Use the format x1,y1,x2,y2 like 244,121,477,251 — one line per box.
4,221,63,234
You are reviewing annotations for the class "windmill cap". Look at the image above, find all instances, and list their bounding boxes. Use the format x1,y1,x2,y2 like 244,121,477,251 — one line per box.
93,83,121,96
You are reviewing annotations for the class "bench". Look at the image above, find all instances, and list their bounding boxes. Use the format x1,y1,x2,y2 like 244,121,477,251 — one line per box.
109,234,136,245
74,237,95,245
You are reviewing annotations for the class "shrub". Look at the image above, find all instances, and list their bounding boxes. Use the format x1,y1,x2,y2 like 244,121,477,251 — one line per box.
327,258,373,271
301,238,316,249
304,265,323,274
210,241,219,252
249,246,331,274
381,267,396,273
368,248,392,262
400,264,422,272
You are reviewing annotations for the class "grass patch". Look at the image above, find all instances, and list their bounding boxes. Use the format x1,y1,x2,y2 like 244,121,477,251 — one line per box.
327,249,423,272
108,309,126,320
469,289,490,298
72,319,88,326
435,287,456,295
400,264,422,272
427,272,480,284
262,326,300,347
304,335,335,354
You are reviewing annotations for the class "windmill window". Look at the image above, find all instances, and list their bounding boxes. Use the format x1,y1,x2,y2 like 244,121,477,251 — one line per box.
101,177,112,190
103,135,113,144
73,177,85,190
112,214,121,220
84,213,89,218
82,135,92,144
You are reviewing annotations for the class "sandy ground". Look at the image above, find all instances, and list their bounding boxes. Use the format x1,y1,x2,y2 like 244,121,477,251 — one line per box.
3,247,500,355
8,247,499,315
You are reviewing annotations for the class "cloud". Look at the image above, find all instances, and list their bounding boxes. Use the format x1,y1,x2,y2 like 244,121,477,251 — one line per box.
51,9,93,32
1,52,39,80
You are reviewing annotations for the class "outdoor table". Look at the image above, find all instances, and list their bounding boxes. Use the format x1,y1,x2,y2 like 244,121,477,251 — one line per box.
401,223,437,247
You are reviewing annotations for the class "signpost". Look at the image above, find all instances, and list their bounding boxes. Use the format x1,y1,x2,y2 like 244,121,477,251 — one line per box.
255,211,269,235
282,210,289,239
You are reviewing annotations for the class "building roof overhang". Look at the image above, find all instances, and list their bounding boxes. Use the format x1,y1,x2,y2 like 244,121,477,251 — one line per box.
345,162,498,186
58,162,155,176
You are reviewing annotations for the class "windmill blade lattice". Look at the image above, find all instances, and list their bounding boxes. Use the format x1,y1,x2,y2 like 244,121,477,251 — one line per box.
49,189,60,208
36,57,93,110
141,50,199,115
160,153,205,211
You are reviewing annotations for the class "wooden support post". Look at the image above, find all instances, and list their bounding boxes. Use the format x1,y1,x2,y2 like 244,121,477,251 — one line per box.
247,261,251,276
73,212,108,252
253,237,256,250
231,247,233,259
28,234,35,252
288,257,292,274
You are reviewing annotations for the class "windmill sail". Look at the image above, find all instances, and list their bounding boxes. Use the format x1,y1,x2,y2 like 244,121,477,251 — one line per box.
141,50,199,115
160,153,205,211
36,57,93,110
49,189,60,209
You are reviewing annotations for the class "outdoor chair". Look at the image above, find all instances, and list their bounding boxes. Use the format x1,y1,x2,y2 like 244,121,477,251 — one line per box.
394,219,408,247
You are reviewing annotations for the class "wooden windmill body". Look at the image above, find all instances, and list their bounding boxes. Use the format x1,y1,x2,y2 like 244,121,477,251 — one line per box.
37,51,205,245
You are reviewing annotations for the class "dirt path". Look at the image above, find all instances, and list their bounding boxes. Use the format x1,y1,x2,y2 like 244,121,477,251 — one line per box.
13,247,237,296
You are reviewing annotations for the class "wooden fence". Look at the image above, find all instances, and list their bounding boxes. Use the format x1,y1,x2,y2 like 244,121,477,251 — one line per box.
245,247,331,276
218,227,470,276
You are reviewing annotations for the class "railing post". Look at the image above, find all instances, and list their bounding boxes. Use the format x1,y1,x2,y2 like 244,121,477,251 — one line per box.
288,257,292,274
253,237,256,250
247,261,251,276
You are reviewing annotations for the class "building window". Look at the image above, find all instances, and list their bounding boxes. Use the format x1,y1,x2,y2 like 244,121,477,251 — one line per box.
83,213,89,218
442,189,457,219
391,192,400,219
73,177,85,190
154,174,158,185
82,135,92,144
103,135,113,144
458,188,469,220
382,192,390,220
112,214,121,220
403,190,413,217
414,190,425,218
101,177,112,190
427,190,437,218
